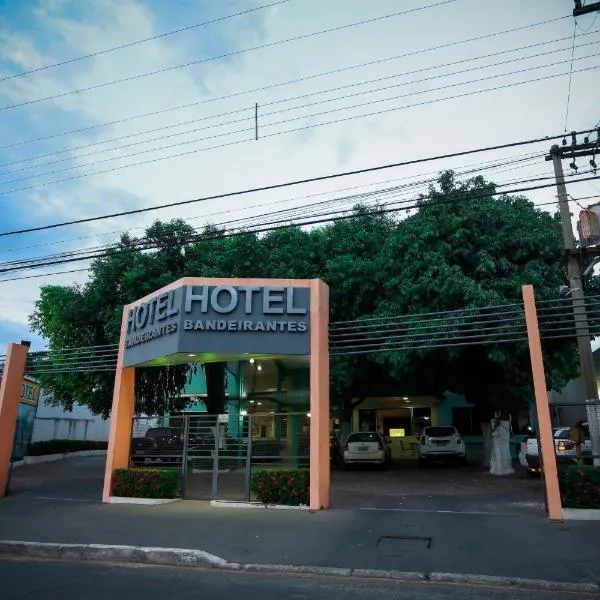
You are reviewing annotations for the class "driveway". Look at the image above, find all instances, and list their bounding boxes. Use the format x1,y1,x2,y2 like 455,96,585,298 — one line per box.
331,463,546,515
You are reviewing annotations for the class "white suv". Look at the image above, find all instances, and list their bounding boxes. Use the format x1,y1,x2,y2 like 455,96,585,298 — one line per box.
418,426,466,465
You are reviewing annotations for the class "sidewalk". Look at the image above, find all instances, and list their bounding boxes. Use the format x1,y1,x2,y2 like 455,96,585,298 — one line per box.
1,457,598,585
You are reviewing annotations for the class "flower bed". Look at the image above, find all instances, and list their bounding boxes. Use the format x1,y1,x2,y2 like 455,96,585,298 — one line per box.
251,469,309,506
558,465,600,509
27,439,108,456
111,468,181,499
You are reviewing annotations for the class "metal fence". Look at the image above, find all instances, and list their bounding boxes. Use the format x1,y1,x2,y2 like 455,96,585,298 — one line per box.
130,412,310,502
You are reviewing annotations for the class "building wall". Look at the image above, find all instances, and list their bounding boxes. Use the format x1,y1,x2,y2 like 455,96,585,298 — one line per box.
30,393,110,442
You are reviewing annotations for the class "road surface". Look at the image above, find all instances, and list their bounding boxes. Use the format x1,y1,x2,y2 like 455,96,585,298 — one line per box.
0,558,593,600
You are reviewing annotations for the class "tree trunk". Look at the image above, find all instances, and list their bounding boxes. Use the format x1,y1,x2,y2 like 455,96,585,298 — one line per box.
489,418,515,476
480,422,492,468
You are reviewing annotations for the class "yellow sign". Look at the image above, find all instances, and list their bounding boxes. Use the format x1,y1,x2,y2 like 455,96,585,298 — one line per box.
20,380,40,407
389,428,405,438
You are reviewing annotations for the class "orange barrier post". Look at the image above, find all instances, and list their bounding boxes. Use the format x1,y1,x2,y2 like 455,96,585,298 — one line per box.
522,285,563,521
0,343,29,498
310,279,330,510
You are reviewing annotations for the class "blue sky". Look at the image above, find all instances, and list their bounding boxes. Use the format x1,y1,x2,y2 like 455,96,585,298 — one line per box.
0,0,598,350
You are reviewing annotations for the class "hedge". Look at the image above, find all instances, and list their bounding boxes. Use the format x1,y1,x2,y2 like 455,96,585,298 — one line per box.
558,465,600,509
111,468,181,499
251,469,309,506
27,439,108,456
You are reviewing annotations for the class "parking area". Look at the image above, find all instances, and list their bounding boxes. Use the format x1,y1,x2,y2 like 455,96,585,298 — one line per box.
331,462,546,515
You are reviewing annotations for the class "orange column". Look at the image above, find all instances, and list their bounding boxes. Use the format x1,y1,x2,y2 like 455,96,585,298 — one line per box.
0,343,29,498
309,280,330,510
102,305,136,502
522,285,563,521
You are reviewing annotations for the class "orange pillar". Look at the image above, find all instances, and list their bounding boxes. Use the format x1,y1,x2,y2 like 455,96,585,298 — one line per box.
309,280,330,510
103,305,135,502
522,285,563,521
0,343,29,498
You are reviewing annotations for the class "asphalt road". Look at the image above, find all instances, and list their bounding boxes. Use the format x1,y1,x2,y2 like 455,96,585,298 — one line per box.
0,559,593,600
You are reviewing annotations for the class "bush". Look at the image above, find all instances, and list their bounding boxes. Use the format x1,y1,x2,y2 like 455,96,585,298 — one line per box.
27,440,108,456
558,465,600,509
111,468,181,499
251,469,309,506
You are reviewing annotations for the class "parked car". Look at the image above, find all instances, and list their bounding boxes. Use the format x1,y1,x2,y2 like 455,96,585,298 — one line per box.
343,432,391,467
417,425,466,465
131,426,215,466
131,427,183,466
525,424,592,476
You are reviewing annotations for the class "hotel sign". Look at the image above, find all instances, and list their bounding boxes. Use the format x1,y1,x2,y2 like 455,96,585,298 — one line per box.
123,284,310,367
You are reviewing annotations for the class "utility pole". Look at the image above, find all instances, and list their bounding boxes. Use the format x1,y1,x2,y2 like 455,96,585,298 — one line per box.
547,129,600,466
573,1,600,17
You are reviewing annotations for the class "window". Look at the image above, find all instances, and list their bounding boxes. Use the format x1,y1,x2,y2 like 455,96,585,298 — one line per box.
347,432,381,443
423,426,457,437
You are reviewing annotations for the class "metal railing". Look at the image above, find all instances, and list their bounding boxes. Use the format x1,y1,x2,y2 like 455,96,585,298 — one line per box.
129,411,311,502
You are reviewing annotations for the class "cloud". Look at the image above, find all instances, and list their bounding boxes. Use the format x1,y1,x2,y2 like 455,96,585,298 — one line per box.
0,0,598,345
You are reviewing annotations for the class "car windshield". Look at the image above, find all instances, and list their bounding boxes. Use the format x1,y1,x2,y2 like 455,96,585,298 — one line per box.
424,427,456,437
347,433,380,443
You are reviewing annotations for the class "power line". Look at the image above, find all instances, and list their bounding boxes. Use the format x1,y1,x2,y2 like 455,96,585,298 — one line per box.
2,173,599,276
2,67,599,199
0,1,293,84
7,48,594,185
0,150,546,259
564,20,578,131
0,1,457,113
1,170,568,271
0,14,572,150
5,31,597,172
1,129,593,238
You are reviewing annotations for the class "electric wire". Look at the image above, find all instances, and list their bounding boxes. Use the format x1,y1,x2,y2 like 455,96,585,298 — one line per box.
0,15,573,151
2,64,599,199
5,31,598,172
1,127,596,237
0,1,457,112
2,172,599,276
0,1,293,84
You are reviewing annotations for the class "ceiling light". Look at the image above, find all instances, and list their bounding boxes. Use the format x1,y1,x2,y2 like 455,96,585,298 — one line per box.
249,358,255,364
402,397,409,400
240,410,248,416
307,412,312,418
257,365,262,371
188,354,196,357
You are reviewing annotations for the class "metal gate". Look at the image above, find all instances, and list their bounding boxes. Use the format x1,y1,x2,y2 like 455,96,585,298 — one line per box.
130,412,310,501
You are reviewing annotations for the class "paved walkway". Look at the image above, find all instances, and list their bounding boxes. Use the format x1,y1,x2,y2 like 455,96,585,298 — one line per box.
1,458,597,585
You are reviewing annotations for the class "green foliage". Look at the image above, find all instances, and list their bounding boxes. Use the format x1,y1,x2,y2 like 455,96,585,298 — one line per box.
111,468,181,499
27,439,108,456
28,175,582,422
251,469,309,505
558,465,600,509
372,172,579,415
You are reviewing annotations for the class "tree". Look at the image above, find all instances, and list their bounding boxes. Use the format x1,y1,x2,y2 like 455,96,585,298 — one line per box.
373,171,580,473
30,222,200,417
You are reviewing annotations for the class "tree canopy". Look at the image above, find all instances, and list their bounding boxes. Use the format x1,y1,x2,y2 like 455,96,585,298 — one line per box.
29,171,581,420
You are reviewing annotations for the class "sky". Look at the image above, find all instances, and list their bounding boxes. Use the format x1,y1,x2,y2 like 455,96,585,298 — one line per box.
0,0,598,350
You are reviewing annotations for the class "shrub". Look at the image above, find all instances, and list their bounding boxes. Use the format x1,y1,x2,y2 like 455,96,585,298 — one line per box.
27,439,108,456
558,465,600,509
111,468,181,499
251,469,309,506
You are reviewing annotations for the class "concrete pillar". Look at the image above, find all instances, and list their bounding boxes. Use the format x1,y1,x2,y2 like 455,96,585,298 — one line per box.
0,343,29,497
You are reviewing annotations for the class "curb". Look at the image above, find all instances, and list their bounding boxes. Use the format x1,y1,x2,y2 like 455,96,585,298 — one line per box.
210,500,310,511
11,450,107,468
0,540,597,593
